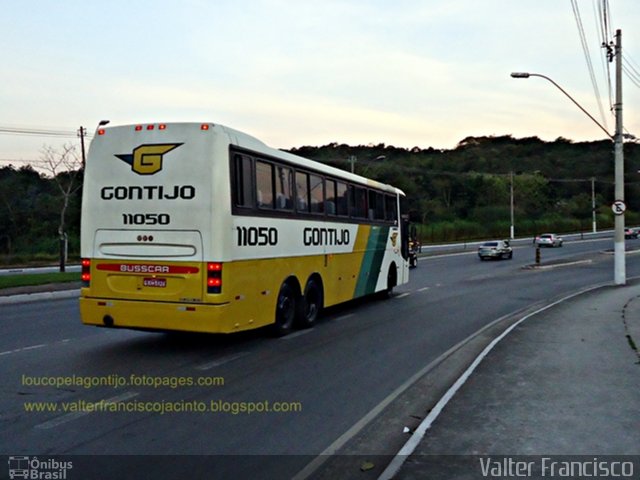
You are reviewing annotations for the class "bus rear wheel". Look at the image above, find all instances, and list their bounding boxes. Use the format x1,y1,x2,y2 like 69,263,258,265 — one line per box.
272,283,296,336
296,278,323,329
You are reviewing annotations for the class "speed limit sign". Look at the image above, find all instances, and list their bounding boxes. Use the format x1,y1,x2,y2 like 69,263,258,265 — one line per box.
612,200,626,215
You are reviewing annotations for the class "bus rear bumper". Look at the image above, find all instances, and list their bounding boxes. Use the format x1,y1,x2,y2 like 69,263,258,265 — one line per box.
79,296,266,334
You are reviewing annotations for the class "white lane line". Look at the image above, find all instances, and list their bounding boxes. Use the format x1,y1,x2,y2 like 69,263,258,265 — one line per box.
377,283,608,480
395,293,410,299
0,344,46,356
294,282,610,480
195,352,251,371
334,314,355,322
417,287,430,292
0,337,74,356
281,329,314,340
35,391,139,430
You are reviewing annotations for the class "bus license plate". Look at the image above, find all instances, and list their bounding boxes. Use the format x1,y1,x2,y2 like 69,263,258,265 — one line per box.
143,278,167,288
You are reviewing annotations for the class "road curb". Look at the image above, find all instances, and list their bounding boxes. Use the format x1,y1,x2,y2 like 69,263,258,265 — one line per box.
0,289,79,305
522,259,593,270
377,282,612,480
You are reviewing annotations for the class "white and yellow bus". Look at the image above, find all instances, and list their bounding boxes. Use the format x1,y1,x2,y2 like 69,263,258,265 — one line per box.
79,122,411,335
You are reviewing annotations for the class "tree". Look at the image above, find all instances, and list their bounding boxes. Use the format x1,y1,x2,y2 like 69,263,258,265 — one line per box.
40,144,83,271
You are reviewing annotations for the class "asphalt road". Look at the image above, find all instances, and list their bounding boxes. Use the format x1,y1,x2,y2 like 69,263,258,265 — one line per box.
1,237,638,479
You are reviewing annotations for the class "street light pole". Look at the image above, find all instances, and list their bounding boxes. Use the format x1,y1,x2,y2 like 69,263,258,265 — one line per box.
510,72,613,140
511,33,625,284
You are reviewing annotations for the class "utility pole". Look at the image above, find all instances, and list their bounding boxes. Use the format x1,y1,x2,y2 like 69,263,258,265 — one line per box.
78,126,87,169
613,29,625,285
591,177,596,233
510,171,515,239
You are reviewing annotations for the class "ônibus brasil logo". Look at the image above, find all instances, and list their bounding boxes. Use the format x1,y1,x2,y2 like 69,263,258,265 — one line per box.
115,143,182,175
8,456,73,479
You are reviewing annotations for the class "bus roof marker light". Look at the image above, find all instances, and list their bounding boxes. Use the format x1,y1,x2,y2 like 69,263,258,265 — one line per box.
135,125,143,131
201,124,210,131
147,125,155,130
159,124,167,130
98,129,106,136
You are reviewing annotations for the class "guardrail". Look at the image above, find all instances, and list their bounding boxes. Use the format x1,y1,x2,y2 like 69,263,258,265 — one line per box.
419,230,614,256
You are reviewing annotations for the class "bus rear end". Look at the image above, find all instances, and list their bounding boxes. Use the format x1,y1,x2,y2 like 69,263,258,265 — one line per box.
79,123,233,333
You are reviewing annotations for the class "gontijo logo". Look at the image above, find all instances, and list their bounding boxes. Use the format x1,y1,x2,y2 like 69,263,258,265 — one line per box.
115,143,182,175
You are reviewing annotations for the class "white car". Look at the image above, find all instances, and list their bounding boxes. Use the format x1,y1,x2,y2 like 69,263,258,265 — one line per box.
478,240,513,260
534,233,563,247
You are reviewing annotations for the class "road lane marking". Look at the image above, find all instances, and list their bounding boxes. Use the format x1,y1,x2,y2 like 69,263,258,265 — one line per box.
281,329,314,340
417,287,430,292
377,283,609,480
34,391,139,430
0,344,46,356
334,314,355,322
294,281,614,480
195,352,251,371
395,293,410,299
0,338,74,356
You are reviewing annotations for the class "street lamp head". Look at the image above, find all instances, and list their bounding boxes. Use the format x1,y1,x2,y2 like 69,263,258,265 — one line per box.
98,120,110,127
510,72,531,78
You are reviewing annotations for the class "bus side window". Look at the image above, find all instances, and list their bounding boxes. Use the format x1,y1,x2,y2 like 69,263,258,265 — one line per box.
350,186,367,218
375,191,385,220
336,181,348,216
233,154,253,207
385,194,397,222
256,160,274,209
275,166,293,211
368,190,376,220
309,174,324,214
296,171,309,213
326,179,337,215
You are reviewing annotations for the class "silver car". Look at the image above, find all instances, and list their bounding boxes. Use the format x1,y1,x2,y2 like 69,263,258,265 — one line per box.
478,240,513,260
534,233,563,247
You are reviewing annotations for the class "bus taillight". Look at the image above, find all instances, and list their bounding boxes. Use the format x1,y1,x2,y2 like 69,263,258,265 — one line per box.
207,262,222,294
81,258,91,287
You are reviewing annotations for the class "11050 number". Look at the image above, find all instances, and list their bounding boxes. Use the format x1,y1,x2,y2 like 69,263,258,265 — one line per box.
122,213,170,225
236,226,278,246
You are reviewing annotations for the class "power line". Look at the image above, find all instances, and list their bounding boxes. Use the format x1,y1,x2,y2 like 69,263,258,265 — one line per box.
622,54,640,89
622,64,640,89
0,125,92,139
594,0,613,109
570,0,609,131
0,159,44,163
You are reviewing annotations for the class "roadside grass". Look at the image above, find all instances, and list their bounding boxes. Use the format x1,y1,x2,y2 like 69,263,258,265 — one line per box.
0,272,80,290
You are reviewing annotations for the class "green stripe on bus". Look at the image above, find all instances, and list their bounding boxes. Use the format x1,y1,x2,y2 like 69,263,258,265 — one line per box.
354,226,390,297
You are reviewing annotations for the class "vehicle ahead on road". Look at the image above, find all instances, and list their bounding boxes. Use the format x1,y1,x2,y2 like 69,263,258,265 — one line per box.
625,227,639,239
534,233,563,247
79,122,411,336
478,240,513,260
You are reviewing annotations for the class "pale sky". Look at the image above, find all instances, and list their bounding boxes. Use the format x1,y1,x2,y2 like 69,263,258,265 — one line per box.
1,0,640,167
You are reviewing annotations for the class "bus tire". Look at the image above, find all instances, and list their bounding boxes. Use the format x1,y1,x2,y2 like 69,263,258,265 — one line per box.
272,282,296,337
296,278,323,329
